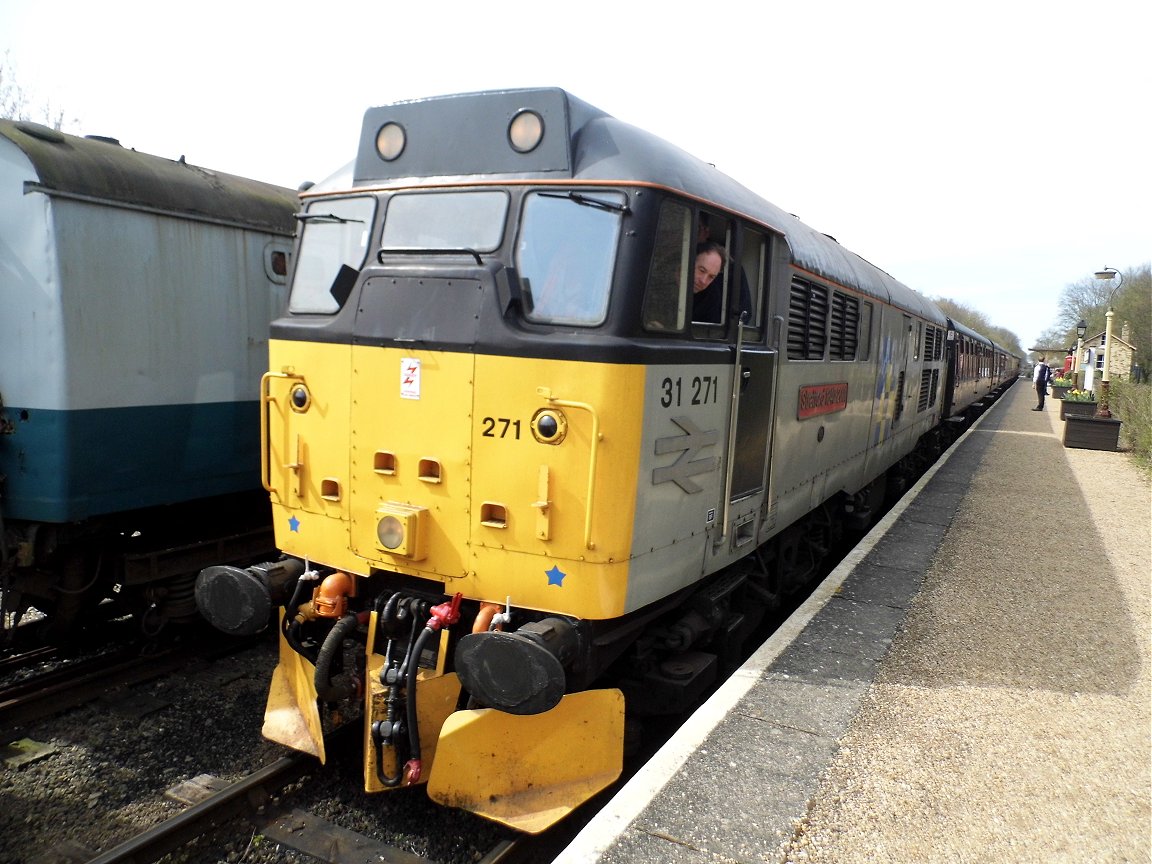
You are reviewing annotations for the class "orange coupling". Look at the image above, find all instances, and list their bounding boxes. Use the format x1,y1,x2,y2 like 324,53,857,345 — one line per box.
472,602,506,634
311,570,354,618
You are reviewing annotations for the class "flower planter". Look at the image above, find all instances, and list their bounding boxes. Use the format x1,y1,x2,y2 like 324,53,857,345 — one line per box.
1050,385,1071,400
1060,400,1098,421
1063,415,1122,451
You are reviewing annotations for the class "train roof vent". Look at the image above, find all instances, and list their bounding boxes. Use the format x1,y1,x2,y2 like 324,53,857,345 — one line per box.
14,121,65,143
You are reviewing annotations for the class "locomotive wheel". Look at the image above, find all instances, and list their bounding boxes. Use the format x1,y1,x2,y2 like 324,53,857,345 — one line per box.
772,524,811,596
44,549,101,643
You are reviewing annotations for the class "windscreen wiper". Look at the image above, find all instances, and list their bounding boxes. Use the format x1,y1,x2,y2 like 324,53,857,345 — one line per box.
538,191,630,214
296,212,365,224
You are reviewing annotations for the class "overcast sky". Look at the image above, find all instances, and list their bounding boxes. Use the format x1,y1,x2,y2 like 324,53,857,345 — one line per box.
3,0,1148,351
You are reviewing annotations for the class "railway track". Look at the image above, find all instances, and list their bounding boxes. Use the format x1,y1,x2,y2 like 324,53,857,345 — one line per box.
0,633,263,731
0,645,154,729
35,731,522,864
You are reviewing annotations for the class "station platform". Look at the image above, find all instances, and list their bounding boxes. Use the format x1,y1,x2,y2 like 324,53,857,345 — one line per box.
556,382,1151,864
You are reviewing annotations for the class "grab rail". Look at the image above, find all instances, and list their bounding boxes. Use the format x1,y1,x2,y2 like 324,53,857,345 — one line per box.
260,370,305,496
537,387,600,550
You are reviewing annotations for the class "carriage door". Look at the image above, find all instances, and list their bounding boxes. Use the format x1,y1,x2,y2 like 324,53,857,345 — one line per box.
728,229,775,503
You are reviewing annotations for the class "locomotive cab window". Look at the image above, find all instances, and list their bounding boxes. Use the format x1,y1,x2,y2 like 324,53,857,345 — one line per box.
642,200,753,338
381,190,508,252
642,199,692,332
738,229,768,340
691,210,732,329
289,196,377,314
515,189,625,326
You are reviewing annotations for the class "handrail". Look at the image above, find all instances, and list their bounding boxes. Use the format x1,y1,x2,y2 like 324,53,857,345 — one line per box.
720,313,749,544
537,388,600,550
260,370,304,496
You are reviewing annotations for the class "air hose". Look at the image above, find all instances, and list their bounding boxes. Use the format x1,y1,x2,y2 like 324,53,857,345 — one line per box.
314,611,368,701
401,593,462,784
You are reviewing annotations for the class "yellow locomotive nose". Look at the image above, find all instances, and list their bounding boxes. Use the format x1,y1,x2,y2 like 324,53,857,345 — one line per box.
454,617,579,714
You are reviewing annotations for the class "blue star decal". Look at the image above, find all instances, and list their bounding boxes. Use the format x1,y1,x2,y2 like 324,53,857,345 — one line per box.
545,565,566,587
288,515,301,533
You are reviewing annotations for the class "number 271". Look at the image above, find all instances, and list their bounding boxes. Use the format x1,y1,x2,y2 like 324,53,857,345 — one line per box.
481,417,521,438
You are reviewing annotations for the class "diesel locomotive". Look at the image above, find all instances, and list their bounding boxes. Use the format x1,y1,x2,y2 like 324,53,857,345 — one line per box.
195,89,1018,832
0,120,297,641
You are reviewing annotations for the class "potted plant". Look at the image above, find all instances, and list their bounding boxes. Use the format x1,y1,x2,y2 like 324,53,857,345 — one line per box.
1063,409,1122,451
1059,389,1098,420
1050,376,1075,399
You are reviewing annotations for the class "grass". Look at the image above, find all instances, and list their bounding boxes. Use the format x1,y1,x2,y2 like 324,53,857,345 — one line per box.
1110,379,1152,475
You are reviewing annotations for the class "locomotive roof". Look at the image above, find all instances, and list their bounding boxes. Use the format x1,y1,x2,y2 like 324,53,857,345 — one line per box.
0,119,298,235
353,88,941,320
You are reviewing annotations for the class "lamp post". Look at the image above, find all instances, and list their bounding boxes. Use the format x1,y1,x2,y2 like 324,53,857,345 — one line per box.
1093,268,1124,418
1075,318,1087,383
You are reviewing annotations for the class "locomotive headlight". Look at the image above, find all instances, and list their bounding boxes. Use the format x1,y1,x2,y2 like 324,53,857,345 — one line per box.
376,122,406,161
377,515,404,550
375,502,427,559
531,408,567,444
508,110,544,153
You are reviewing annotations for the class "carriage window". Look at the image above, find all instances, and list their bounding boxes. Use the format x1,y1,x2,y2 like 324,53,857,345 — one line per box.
516,190,625,326
288,196,376,314
642,200,692,332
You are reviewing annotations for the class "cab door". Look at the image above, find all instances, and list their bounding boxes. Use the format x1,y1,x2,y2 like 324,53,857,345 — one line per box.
728,229,775,500
712,227,777,558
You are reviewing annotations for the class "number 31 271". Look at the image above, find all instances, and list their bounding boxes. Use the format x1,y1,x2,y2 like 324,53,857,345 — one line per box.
660,375,718,408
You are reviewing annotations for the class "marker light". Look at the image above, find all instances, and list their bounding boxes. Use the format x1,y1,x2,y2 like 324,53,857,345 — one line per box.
531,408,567,444
376,122,406,161
508,110,544,153
290,385,310,411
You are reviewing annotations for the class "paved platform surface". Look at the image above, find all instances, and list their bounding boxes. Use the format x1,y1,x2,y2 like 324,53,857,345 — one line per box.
556,382,1151,864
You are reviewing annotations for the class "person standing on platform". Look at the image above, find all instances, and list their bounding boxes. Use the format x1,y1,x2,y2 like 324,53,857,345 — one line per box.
1033,356,1051,410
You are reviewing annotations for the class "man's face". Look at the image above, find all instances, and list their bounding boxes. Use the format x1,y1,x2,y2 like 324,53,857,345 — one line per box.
693,251,722,294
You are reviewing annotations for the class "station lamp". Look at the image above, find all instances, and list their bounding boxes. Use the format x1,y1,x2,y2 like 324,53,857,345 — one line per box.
1092,268,1124,418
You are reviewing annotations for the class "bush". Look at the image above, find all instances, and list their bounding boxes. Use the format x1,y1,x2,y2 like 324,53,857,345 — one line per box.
1111,379,1152,473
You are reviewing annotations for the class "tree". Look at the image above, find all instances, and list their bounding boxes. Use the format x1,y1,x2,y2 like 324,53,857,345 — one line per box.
1054,264,1151,372
0,51,74,129
0,51,29,120
931,297,1024,356
1034,324,1073,354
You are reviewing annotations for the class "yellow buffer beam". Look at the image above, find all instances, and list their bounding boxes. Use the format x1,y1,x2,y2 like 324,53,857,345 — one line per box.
262,612,326,762
426,688,625,833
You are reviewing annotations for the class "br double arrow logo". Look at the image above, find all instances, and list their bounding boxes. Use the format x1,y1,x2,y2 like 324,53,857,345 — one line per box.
652,416,719,493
